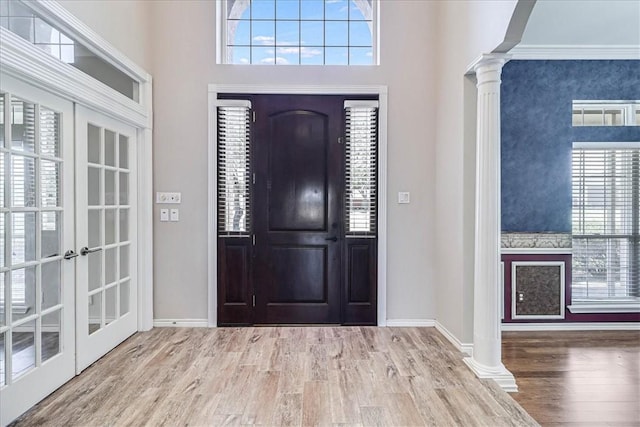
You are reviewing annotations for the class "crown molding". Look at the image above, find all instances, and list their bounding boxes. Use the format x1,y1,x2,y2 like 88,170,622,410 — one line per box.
509,44,640,60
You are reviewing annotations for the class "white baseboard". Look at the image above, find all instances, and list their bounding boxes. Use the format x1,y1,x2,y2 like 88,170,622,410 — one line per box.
385,319,436,327
502,322,640,331
463,357,518,393
435,321,473,356
153,319,209,328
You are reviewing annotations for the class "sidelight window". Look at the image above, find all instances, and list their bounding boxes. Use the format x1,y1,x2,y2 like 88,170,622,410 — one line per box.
344,100,378,236
571,143,639,302
217,101,252,235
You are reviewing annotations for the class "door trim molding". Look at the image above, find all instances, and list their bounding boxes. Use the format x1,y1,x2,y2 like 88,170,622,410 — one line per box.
207,84,389,326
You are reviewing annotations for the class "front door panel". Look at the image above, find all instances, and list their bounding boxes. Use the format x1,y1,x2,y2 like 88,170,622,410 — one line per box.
254,95,343,324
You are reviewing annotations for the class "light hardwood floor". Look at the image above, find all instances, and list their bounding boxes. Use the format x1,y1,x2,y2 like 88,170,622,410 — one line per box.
12,327,537,426
503,330,640,427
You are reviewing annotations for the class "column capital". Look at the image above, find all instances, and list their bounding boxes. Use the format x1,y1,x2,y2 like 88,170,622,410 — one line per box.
470,54,511,85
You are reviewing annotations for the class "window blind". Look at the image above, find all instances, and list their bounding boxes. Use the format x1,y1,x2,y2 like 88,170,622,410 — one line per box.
217,101,251,236
345,100,378,236
572,144,640,300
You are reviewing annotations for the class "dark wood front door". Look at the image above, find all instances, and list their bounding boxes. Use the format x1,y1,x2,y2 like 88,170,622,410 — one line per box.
253,95,343,323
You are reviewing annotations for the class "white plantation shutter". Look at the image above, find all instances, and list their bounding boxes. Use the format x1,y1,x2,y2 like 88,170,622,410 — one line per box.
217,101,251,235
572,142,640,300
345,100,378,236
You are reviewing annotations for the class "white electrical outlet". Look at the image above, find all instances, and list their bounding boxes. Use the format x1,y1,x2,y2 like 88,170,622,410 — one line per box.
156,192,181,204
398,192,411,204
170,208,179,222
160,208,169,222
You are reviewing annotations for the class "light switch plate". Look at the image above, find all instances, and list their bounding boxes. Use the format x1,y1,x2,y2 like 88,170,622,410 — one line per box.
398,192,410,204
160,209,169,222
156,192,181,204
170,208,179,222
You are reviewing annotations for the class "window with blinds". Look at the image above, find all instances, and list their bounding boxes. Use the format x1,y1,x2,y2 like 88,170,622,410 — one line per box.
572,143,640,301
345,100,378,236
217,101,251,236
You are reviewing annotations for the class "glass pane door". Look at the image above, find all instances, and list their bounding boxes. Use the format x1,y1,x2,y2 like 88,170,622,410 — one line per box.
75,105,137,373
0,77,76,426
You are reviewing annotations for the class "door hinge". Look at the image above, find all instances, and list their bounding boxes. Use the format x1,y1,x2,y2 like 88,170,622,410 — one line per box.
252,234,256,245
252,111,256,122
338,136,344,144
252,294,256,307
252,173,256,184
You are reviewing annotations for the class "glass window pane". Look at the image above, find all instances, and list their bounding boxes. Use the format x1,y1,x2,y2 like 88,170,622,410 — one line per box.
349,47,372,65
0,331,4,386
229,20,251,46
12,319,35,380
325,46,348,65
41,211,61,259
252,20,275,46
88,124,101,164
41,309,61,363
252,0,275,19
11,100,36,153
120,280,130,316
118,135,128,169
276,20,299,46
12,212,36,264
39,107,60,158
119,172,129,205
88,209,102,248
301,48,324,65
104,129,116,167
105,208,116,245
349,21,371,46
34,17,59,44
301,21,323,46
301,0,324,19
12,266,36,323
105,247,116,285
119,208,129,242
8,17,34,43
325,0,348,20
105,170,116,205
11,155,36,207
231,46,251,65
0,213,5,269
88,250,101,292
88,167,101,206
105,285,116,325
252,46,275,64
0,152,4,208
40,160,60,207
350,1,368,20
583,109,604,126
0,273,4,327
276,0,299,19
325,21,348,46
42,260,61,311
120,244,129,279
572,110,582,126
88,292,101,334
0,94,5,148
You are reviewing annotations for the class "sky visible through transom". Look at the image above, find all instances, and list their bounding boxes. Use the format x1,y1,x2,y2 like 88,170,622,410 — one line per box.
226,0,374,65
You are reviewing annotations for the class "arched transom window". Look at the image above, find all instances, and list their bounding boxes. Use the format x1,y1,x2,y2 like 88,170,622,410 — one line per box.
220,0,377,65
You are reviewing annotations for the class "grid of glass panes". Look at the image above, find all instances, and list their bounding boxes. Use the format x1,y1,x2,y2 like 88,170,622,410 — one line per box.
0,93,64,387
572,102,640,126
226,0,374,65
86,124,131,336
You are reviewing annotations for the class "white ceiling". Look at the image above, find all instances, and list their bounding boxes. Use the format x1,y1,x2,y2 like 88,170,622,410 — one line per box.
520,0,640,46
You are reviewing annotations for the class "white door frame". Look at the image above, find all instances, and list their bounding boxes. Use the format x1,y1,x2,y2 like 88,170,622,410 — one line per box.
207,84,389,327
0,4,154,332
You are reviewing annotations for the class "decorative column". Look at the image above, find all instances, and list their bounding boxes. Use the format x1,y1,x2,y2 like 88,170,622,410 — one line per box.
463,54,517,392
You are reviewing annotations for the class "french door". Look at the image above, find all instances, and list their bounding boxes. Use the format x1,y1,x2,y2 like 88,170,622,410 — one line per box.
0,76,76,425
75,106,137,373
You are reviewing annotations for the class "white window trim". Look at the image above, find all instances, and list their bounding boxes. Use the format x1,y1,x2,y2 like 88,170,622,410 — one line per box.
215,0,380,66
207,83,388,326
0,1,154,331
572,100,640,126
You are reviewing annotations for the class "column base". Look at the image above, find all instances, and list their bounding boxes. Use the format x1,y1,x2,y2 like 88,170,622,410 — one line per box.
463,356,518,393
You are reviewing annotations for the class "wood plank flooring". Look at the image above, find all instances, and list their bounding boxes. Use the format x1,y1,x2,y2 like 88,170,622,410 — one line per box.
502,330,640,427
12,327,537,426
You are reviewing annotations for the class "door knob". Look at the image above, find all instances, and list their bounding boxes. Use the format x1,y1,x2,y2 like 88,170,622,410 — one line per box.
325,236,338,242
63,250,79,260
80,246,102,256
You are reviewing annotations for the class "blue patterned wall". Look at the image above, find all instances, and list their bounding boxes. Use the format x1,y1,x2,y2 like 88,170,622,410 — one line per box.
501,60,640,232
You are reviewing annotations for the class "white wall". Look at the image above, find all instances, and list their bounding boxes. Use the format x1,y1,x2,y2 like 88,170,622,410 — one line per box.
149,0,438,322
434,0,518,342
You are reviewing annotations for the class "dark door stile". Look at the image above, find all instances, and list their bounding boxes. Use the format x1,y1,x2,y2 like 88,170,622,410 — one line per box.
217,94,378,326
